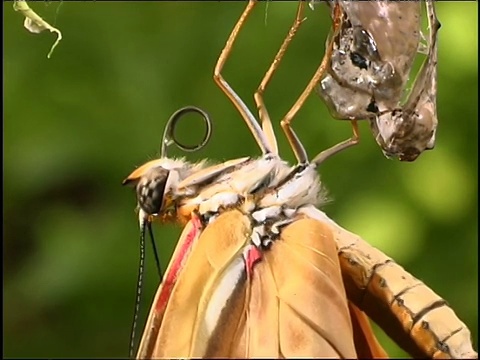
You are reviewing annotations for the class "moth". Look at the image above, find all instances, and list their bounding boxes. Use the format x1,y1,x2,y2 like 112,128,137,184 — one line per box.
124,1,476,358
317,1,441,161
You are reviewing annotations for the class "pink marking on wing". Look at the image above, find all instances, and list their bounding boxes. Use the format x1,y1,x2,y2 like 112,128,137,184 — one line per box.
155,215,203,312
244,245,262,278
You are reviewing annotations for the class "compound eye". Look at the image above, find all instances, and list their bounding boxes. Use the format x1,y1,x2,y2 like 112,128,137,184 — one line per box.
136,167,170,215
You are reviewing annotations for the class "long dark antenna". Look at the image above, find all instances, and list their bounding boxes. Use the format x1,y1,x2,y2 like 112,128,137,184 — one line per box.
129,219,147,359
147,222,162,278
127,105,212,357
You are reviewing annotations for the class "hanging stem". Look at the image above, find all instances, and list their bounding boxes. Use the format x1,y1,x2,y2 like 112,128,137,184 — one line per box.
13,0,62,58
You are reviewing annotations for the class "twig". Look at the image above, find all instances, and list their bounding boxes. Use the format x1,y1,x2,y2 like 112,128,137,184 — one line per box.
13,0,62,58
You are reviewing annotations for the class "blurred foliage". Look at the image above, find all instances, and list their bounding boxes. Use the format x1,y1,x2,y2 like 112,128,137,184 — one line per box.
3,2,478,358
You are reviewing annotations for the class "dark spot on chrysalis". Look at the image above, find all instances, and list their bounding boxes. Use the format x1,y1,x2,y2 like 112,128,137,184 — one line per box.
367,100,379,114
350,52,368,70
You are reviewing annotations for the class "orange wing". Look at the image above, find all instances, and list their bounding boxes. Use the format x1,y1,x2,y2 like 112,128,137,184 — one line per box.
137,211,390,358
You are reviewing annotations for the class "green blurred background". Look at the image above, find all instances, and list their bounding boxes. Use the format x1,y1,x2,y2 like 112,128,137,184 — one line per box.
4,2,478,358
